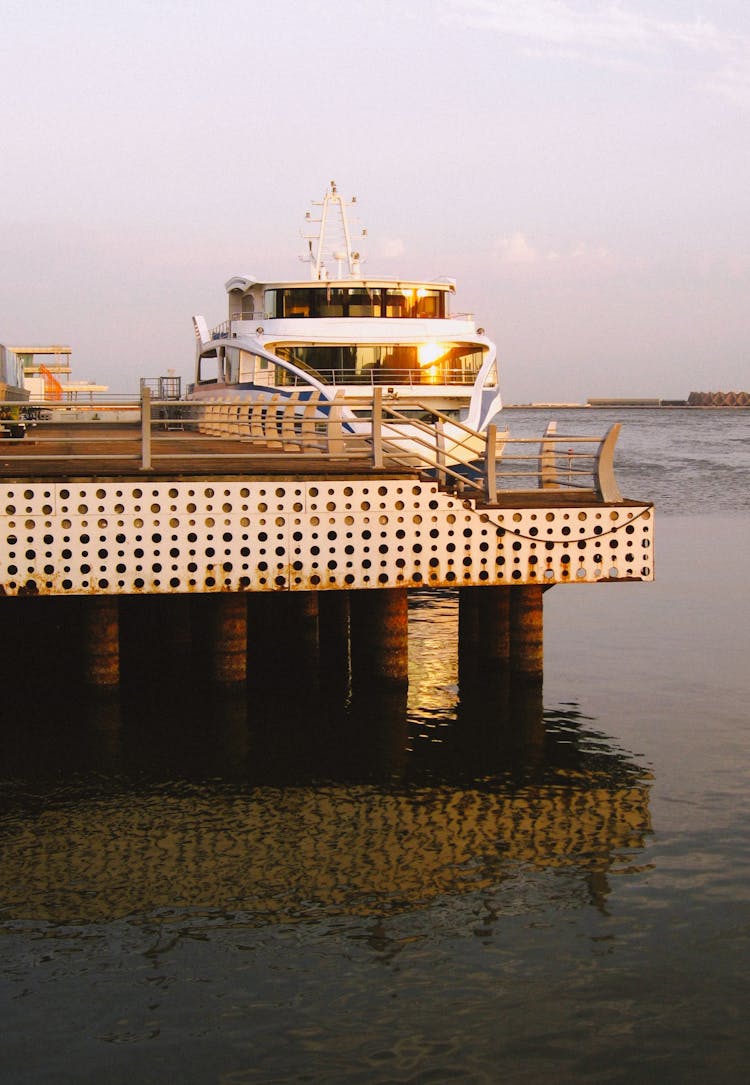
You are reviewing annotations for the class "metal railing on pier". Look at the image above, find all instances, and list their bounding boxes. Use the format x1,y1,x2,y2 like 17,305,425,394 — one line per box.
0,391,623,503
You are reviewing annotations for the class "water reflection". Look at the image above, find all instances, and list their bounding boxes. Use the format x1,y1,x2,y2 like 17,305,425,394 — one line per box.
0,594,651,930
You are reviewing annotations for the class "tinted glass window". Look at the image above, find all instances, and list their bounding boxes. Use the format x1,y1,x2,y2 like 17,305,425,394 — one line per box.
271,343,486,384
264,287,447,318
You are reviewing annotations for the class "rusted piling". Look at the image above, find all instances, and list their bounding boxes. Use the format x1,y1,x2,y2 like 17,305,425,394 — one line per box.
206,594,248,684
294,590,321,661
477,586,511,666
83,597,120,687
120,595,193,679
318,590,351,697
458,587,481,657
509,586,544,679
349,587,409,689
246,591,322,694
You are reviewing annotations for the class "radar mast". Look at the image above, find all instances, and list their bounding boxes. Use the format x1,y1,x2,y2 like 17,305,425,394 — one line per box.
301,180,367,280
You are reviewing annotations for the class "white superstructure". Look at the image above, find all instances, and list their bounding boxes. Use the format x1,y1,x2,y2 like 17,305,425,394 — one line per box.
190,182,501,432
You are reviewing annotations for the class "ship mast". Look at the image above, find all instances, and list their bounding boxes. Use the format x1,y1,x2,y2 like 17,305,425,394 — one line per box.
302,180,366,280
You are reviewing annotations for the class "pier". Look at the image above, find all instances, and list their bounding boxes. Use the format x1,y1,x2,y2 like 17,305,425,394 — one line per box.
0,391,653,692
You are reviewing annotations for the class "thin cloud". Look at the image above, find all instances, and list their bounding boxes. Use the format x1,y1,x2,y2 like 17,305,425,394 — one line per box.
380,237,406,259
492,231,612,272
708,64,750,109
443,1,749,85
493,231,543,265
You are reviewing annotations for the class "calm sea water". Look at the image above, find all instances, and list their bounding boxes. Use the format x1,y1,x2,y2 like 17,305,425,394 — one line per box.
1,408,749,1084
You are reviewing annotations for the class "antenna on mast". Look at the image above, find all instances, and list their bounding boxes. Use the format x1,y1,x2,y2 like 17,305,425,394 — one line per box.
301,181,366,280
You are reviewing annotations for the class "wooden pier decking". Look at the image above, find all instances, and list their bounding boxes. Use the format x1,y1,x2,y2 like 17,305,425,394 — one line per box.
0,424,416,478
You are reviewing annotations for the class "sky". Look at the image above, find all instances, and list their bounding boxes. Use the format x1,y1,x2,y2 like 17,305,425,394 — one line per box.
1,0,748,402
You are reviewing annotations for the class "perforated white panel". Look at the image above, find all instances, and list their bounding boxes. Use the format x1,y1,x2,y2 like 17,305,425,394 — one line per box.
0,480,653,595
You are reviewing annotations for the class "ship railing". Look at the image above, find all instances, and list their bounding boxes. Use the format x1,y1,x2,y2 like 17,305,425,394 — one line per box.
214,312,480,337
210,320,232,339
197,359,484,389
212,314,272,337
0,391,623,503
218,312,477,328
275,368,482,389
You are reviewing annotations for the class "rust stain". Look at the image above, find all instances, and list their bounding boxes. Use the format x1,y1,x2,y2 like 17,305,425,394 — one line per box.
0,564,655,596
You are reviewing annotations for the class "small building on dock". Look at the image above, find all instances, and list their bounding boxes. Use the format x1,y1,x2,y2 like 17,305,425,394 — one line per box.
9,344,109,402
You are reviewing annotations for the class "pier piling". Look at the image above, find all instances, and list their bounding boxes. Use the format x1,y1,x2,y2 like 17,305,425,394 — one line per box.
350,587,409,690
318,591,351,697
206,594,248,685
477,586,512,667
83,597,120,687
509,586,544,680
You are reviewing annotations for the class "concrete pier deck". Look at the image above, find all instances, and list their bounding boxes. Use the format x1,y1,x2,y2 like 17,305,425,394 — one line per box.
0,419,653,597
0,413,653,688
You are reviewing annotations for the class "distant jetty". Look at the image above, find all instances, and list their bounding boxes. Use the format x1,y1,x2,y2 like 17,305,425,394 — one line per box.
507,393,749,409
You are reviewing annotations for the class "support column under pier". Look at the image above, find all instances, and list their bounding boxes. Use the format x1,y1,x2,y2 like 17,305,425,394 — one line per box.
318,590,350,698
458,586,510,685
247,591,321,694
83,596,120,687
458,587,480,665
509,585,544,680
120,595,194,677
477,586,511,666
206,593,248,685
457,587,511,740
350,587,409,689
294,590,321,665
458,583,543,687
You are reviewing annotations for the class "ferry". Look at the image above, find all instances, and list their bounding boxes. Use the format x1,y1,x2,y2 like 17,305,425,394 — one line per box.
190,182,501,431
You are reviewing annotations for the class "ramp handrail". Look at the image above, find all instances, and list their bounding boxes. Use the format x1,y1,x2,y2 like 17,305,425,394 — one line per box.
1,394,625,502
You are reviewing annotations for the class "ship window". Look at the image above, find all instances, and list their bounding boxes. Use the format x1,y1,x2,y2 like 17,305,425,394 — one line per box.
383,289,446,318
269,343,486,385
415,290,442,318
264,286,447,319
265,288,319,318
198,351,220,384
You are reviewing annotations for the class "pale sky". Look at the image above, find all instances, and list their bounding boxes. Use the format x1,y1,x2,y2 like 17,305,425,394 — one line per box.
1,0,748,402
